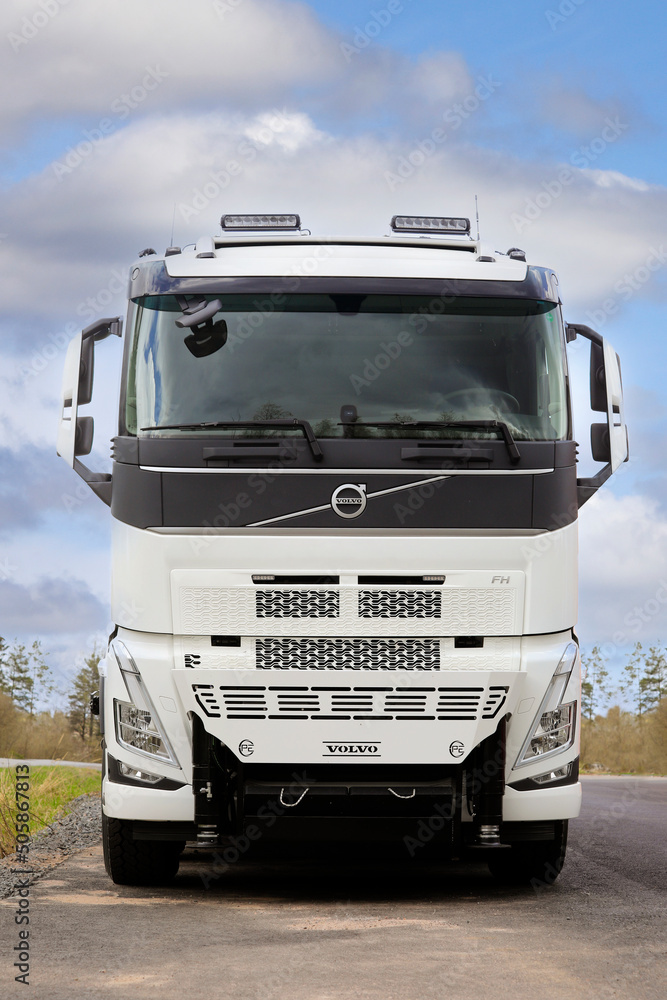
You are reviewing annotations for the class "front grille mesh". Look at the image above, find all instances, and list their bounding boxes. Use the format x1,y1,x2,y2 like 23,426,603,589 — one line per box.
256,590,339,618
256,637,440,671
358,591,441,618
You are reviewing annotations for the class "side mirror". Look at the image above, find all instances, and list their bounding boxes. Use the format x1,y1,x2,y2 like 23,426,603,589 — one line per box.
589,341,606,413
75,415,95,457
566,324,629,505
590,422,610,464
56,316,122,504
56,331,85,467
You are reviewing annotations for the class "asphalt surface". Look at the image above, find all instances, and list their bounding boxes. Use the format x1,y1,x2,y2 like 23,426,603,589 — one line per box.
2,776,665,999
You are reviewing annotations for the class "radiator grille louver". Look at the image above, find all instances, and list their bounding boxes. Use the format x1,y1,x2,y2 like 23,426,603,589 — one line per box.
255,637,440,671
190,683,507,722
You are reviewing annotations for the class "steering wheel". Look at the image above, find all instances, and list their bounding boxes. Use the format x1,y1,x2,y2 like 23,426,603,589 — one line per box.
441,388,521,413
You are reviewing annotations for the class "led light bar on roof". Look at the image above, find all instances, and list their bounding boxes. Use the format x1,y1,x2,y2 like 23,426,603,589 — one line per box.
391,215,471,235
221,214,301,231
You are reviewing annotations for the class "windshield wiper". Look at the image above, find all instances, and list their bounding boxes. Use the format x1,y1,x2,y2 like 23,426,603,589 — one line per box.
340,419,521,462
142,419,323,461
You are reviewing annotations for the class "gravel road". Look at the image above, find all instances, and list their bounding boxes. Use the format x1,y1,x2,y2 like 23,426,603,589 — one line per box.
1,777,665,999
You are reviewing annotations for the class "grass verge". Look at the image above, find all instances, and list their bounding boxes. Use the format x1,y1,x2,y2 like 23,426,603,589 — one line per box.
0,765,101,858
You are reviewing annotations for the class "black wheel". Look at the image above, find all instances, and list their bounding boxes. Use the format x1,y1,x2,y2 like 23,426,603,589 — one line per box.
102,809,183,886
487,820,568,885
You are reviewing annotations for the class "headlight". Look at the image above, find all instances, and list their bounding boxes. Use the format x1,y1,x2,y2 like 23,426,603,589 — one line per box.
111,640,178,766
515,643,578,768
115,701,174,762
518,703,575,763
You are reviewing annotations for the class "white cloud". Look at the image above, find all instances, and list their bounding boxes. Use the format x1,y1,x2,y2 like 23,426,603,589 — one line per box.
408,51,473,105
538,85,630,138
578,491,667,648
1,0,340,133
1,109,665,316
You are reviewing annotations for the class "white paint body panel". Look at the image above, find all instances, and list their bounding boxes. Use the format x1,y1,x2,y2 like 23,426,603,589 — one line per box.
164,240,529,282
102,627,582,821
111,520,578,637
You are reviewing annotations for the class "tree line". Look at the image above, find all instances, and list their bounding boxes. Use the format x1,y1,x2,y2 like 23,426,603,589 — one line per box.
581,641,666,720
0,637,101,760
1,635,665,771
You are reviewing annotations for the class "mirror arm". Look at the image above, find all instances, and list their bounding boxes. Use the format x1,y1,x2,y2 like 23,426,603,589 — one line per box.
82,316,123,343
568,322,621,507
566,322,603,346
67,317,121,504
576,464,612,507
73,459,112,506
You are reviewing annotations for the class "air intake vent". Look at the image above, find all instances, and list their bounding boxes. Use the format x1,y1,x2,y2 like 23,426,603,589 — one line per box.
274,690,320,717
189,683,506,722
256,638,440,671
221,687,268,718
256,591,339,618
358,591,441,618
482,686,509,719
436,688,483,720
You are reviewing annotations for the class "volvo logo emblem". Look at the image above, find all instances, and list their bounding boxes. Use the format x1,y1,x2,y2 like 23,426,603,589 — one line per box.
323,742,381,756
331,483,367,519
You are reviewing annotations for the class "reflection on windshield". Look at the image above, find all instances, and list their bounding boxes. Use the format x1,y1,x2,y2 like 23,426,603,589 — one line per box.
125,294,568,441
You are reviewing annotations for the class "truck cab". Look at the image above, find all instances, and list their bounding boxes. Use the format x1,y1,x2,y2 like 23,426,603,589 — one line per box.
57,213,628,884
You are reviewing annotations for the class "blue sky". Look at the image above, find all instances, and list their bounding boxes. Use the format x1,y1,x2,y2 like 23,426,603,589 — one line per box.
0,0,665,703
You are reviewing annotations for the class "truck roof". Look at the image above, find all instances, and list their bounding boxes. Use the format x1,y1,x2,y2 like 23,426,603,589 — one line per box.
150,234,531,283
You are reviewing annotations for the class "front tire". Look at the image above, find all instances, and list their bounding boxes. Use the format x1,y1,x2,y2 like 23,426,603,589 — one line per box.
102,810,183,886
487,820,568,885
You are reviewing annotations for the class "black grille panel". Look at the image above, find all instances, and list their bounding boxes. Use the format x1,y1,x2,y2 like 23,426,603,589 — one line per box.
358,591,441,618
255,638,440,671
256,591,339,618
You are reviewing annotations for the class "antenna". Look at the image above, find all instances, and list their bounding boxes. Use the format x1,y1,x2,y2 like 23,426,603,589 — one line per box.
170,203,176,247
474,195,480,241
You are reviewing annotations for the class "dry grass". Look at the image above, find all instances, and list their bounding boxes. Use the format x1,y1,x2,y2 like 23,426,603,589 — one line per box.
0,692,101,763
0,765,101,858
581,702,667,774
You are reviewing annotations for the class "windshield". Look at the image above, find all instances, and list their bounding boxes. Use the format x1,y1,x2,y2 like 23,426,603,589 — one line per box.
125,294,568,440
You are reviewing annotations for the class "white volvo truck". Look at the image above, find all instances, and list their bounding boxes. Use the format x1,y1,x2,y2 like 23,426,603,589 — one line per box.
57,213,627,884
